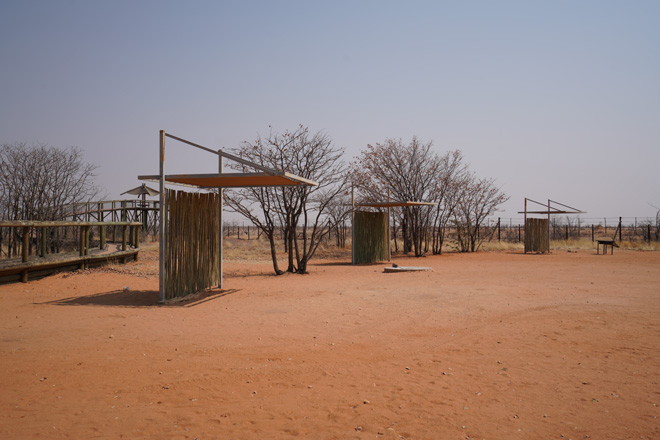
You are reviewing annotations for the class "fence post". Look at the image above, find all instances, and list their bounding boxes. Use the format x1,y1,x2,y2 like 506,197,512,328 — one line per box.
22,226,29,263
122,225,127,251
619,217,622,241
497,217,501,242
41,227,47,258
79,227,85,257
134,226,140,262
592,225,594,242
648,224,652,243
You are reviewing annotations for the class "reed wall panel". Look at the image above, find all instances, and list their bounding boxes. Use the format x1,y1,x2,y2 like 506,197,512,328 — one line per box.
353,211,389,264
525,218,549,253
166,190,219,299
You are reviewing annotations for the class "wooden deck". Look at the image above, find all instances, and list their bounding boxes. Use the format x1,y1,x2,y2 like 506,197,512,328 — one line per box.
0,248,139,284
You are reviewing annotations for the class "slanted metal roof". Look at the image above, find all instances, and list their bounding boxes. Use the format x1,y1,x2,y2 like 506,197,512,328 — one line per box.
138,172,317,189
356,201,437,208
518,210,586,215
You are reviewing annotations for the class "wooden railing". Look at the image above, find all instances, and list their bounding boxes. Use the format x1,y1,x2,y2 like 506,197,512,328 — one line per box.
0,220,142,284
61,200,160,235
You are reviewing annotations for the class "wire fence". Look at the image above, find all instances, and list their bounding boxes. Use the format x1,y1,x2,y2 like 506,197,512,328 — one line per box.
484,216,660,243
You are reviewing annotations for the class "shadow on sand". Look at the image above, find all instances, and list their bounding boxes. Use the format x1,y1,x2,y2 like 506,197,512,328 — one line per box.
38,288,240,308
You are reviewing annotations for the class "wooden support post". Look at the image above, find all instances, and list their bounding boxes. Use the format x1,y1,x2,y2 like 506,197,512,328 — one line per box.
618,217,622,241
21,270,28,283
85,226,90,256
22,226,29,263
41,227,47,258
592,225,594,242
79,226,85,269
100,225,106,250
134,226,140,262
122,225,127,251
497,217,501,242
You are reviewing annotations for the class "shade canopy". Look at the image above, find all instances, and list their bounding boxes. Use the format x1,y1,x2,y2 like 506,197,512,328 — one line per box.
356,201,437,208
138,172,317,189
121,183,160,196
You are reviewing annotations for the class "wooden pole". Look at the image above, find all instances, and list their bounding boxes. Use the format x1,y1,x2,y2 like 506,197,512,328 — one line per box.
79,227,85,257
159,130,166,303
41,227,47,258
100,225,106,250
122,225,127,251
134,226,140,262
22,226,29,263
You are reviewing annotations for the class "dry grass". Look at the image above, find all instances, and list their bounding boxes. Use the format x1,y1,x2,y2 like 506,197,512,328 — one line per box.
123,236,659,273
222,236,352,263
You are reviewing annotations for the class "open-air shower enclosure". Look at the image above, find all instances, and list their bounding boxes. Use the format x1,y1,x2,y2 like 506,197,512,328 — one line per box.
138,131,317,302
352,188,436,264
520,198,585,253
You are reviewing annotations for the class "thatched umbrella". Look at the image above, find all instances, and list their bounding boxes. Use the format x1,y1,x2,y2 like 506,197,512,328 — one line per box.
121,184,159,229
121,183,159,200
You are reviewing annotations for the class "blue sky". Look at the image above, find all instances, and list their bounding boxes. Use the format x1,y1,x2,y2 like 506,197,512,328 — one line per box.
1,1,659,221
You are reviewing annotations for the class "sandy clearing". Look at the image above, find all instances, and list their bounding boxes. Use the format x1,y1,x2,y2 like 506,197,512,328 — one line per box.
1,249,659,439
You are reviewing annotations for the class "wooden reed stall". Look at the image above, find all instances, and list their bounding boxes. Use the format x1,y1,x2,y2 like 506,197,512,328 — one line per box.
165,190,219,300
352,211,389,264
525,218,549,253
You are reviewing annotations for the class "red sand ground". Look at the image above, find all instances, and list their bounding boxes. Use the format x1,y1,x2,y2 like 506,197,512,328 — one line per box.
1,249,659,439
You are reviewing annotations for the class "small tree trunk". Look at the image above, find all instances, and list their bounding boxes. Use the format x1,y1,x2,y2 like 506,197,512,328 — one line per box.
268,233,284,275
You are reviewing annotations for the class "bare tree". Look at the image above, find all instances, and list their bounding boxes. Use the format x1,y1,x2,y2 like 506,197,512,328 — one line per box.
224,126,350,275
349,137,442,257
430,150,468,254
453,174,509,252
0,143,101,221
0,143,101,258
